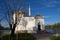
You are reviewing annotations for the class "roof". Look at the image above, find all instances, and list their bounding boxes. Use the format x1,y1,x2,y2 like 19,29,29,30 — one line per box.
16,11,25,15
35,14,44,19
15,11,28,17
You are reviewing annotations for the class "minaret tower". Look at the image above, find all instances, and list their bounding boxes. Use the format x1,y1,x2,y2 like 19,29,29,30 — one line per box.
29,4,31,16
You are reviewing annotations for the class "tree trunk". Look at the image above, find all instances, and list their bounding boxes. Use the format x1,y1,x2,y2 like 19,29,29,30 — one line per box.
10,24,16,40
11,24,16,35
10,24,12,30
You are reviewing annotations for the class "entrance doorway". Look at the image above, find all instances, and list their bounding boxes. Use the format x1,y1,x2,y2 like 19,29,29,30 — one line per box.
38,22,41,31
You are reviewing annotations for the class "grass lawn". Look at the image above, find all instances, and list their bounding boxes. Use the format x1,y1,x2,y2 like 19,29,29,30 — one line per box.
1,33,36,40
50,36,60,40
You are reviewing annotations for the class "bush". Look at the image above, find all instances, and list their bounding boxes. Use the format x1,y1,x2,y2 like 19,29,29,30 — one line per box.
50,36,60,40
1,33,36,40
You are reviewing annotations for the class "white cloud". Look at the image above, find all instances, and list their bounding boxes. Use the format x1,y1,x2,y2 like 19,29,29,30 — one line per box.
45,1,56,7
44,15,60,18
41,0,60,7
43,16,52,18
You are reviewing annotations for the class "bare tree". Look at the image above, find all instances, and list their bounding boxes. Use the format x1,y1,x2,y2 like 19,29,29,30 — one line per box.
0,19,2,26
0,18,3,27
3,0,26,35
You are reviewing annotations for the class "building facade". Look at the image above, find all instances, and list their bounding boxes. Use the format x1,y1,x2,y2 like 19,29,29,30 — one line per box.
13,6,44,33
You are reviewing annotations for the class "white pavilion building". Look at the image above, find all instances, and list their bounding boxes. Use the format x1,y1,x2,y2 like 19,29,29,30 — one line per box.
13,6,44,33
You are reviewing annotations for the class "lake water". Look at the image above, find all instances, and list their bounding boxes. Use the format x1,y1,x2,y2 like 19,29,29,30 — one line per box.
0,30,60,34
0,30,10,34
46,29,60,34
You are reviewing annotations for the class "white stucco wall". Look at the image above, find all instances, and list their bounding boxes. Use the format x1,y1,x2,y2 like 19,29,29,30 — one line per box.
35,19,44,30
15,17,37,33
25,17,35,30
14,15,44,33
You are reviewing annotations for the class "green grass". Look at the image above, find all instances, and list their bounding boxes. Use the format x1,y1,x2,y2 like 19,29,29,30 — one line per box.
50,36,60,40
1,33,36,40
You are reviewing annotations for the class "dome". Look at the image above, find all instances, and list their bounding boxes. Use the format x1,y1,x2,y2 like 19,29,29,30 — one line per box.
35,14,44,19
15,11,28,17
16,11,25,15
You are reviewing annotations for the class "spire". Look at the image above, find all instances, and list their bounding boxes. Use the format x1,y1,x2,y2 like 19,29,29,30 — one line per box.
29,4,31,16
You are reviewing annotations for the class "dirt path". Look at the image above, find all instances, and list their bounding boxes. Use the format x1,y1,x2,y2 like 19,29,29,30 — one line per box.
32,32,52,40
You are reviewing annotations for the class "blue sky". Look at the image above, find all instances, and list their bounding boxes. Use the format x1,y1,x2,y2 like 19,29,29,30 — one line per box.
0,0,60,27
